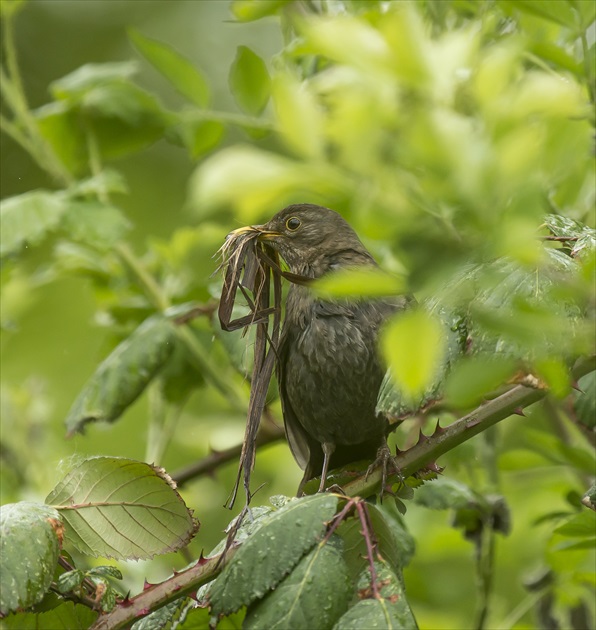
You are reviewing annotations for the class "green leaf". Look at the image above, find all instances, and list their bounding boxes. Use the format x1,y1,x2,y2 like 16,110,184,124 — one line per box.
0,502,62,614
34,102,87,175
574,371,596,429
190,145,344,222
244,536,352,629
230,0,289,21
413,477,479,511
69,169,129,198
272,73,324,159
554,511,596,538
314,268,406,299
50,61,139,99
543,214,596,240
167,114,226,159
57,570,85,594
133,598,202,630
129,29,210,107
45,456,198,560
65,315,176,435
2,602,98,629
443,355,517,409
210,494,339,615
381,310,446,400
229,46,271,115
333,561,418,630
60,200,131,250
502,0,577,28
0,190,69,258
87,566,123,580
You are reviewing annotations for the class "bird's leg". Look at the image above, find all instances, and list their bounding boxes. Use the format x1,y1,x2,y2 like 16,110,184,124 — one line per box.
319,442,336,493
365,438,402,495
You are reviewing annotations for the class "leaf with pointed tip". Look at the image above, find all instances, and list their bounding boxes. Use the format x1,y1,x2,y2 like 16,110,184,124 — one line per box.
209,494,338,615
244,536,352,629
333,561,418,630
46,457,199,560
2,602,98,629
131,597,198,630
129,29,210,107
0,502,62,615
65,315,176,435
0,190,69,258
229,46,270,115
230,0,288,21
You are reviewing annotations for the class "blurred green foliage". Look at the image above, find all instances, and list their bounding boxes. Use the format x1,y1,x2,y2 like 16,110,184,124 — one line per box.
1,0,594,628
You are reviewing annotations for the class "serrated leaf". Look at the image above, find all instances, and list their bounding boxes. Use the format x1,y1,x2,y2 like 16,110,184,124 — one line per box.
0,502,62,614
87,566,123,580
46,457,198,560
229,46,271,115
129,29,209,107
244,536,352,629
413,477,479,511
381,310,446,400
2,602,98,629
50,61,139,99
338,503,413,586
61,200,131,250
57,570,85,593
333,561,418,630
210,494,339,615
134,599,204,630
0,190,69,257
65,315,176,435
231,0,288,21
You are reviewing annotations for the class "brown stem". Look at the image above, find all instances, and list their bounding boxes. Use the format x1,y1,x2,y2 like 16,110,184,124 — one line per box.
172,420,285,487
343,356,596,498
89,550,235,630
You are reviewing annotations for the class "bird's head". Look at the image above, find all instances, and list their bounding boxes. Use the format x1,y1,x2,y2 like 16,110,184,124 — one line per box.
230,204,372,276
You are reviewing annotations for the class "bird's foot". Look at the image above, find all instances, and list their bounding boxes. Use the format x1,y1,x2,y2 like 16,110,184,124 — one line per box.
366,443,403,497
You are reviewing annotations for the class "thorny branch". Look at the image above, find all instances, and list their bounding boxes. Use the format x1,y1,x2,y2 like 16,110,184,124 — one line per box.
89,356,594,630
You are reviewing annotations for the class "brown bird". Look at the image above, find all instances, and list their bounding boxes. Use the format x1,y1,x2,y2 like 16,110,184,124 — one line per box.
239,203,409,493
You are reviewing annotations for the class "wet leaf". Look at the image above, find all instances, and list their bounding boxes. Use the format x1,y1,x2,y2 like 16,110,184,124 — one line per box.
46,457,198,560
210,494,338,615
0,502,62,614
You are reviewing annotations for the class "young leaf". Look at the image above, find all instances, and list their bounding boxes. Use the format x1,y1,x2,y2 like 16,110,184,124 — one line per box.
2,602,98,629
129,29,210,107
230,0,288,22
65,315,176,435
244,536,352,629
61,200,131,250
45,457,199,560
210,494,339,615
229,46,271,115
443,355,518,409
0,190,69,258
0,502,62,614
132,597,199,630
381,309,446,401
50,61,139,99
333,561,418,629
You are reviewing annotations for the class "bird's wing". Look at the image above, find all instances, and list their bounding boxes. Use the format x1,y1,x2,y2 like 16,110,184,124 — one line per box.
276,328,314,472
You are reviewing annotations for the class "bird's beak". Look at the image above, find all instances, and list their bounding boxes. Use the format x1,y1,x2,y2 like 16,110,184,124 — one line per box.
228,225,280,240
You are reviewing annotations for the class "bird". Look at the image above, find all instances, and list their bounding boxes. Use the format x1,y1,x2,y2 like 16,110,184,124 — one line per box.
237,203,410,494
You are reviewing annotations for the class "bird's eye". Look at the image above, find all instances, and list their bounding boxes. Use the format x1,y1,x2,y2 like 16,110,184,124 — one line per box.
286,217,301,231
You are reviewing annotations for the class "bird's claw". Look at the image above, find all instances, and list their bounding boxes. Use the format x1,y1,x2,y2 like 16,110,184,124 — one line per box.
366,443,403,498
